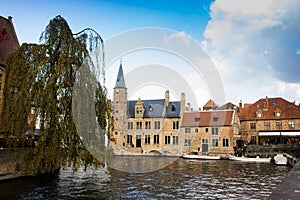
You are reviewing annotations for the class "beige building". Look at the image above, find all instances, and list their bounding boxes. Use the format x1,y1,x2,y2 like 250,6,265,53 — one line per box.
181,108,238,156
110,62,185,156
238,97,300,145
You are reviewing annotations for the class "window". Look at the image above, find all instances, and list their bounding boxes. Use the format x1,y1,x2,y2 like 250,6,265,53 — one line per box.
171,104,176,112
145,135,150,144
276,121,282,130
136,107,143,114
257,112,262,118
165,136,171,144
185,139,191,146
154,135,159,144
213,117,219,122
276,112,281,118
115,132,118,135
128,122,133,130
288,121,295,130
212,127,218,135
223,138,229,147
145,121,151,130
155,121,160,130
173,136,178,145
127,135,132,144
136,121,142,130
194,117,200,122
212,139,218,147
185,128,191,133
202,138,208,144
264,122,270,130
250,122,256,130
149,105,153,111
115,110,119,113
205,128,209,133
173,121,179,130
195,128,198,133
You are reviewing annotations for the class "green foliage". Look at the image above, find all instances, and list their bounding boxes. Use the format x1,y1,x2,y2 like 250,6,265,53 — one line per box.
1,15,110,174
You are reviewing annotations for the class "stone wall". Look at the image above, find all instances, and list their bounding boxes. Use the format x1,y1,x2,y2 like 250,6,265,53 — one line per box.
0,148,33,180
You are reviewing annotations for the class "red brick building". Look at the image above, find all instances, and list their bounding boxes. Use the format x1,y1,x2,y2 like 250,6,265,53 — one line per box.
0,16,20,116
238,97,300,145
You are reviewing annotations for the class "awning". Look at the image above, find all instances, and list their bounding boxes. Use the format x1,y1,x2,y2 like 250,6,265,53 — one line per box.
259,132,280,136
259,131,300,136
281,131,300,136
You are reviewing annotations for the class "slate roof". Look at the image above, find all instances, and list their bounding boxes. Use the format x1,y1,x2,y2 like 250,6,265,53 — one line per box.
114,61,126,88
181,110,234,127
127,99,181,118
238,97,300,120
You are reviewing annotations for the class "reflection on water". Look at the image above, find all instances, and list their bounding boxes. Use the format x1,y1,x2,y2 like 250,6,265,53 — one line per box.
0,157,290,200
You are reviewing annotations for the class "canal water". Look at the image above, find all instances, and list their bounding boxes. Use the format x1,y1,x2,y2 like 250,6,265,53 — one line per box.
0,157,291,199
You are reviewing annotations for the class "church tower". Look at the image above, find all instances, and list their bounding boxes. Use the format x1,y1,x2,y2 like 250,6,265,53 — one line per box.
113,60,127,135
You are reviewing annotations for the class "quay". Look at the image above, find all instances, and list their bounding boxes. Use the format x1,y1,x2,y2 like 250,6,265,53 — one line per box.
268,160,300,199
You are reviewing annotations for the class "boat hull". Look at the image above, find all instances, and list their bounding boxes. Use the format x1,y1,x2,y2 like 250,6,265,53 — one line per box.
182,154,221,160
229,155,271,163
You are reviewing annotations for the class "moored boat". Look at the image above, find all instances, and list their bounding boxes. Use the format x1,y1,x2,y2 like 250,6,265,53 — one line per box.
273,154,288,165
182,154,221,160
229,155,271,163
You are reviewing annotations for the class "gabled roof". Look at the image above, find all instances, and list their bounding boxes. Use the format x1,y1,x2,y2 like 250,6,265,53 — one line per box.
181,110,234,127
127,99,181,118
204,99,217,107
114,61,126,88
238,97,300,120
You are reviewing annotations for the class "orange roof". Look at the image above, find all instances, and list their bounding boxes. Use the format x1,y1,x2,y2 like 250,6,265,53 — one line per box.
238,97,300,120
181,110,234,127
203,99,217,107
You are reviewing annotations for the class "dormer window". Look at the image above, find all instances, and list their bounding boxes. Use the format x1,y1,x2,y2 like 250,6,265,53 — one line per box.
257,113,262,118
171,104,176,112
136,107,142,114
275,108,281,118
213,117,219,122
149,105,153,111
194,117,200,122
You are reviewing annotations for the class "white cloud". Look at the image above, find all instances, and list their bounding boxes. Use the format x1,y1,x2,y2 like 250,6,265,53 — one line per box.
164,31,191,45
202,0,300,104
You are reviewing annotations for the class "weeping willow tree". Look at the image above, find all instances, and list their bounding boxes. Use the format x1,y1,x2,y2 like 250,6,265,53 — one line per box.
0,15,110,174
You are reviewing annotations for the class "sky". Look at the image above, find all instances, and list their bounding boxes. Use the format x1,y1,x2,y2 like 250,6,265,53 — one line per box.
2,0,300,109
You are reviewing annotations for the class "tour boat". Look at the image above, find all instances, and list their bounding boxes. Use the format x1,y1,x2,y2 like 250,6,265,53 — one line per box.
182,154,221,160
273,154,288,165
229,155,271,163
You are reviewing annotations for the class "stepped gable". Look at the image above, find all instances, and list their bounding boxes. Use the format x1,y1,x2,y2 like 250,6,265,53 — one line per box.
238,97,300,120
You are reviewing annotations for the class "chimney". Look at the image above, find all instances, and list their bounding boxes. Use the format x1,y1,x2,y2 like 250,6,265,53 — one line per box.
239,100,243,108
165,90,169,105
180,93,185,115
187,103,191,111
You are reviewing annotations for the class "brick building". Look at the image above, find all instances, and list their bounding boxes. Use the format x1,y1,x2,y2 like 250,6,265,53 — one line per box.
181,108,238,156
0,16,20,117
238,97,300,145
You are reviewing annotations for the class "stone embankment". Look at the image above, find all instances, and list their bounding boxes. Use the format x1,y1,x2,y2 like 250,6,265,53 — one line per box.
268,160,300,199
0,148,33,181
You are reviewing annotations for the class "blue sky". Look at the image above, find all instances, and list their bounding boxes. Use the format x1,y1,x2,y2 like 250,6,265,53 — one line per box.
2,0,300,108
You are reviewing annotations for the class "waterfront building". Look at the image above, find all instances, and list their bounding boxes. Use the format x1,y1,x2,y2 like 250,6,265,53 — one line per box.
110,62,186,156
238,97,300,145
0,16,20,118
181,105,238,156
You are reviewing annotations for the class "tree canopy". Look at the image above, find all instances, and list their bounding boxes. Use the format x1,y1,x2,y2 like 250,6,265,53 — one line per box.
1,15,109,174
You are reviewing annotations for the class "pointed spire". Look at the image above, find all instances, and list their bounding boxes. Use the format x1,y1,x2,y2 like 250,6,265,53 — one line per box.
114,60,126,88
